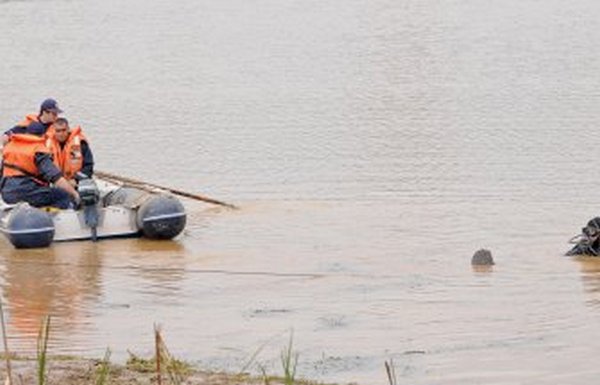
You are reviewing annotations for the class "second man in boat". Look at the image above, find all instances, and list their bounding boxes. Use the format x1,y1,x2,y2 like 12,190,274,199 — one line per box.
45,117,94,185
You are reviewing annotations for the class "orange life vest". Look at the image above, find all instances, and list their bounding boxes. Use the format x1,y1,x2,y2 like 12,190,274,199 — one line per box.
16,114,39,127
46,126,87,180
15,114,55,137
2,134,51,185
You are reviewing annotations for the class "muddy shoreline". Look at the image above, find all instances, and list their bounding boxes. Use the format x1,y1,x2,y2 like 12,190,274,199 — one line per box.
0,356,340,385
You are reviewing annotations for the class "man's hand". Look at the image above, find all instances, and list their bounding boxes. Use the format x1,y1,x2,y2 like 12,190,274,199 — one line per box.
55,176,80,205
73,195,81,210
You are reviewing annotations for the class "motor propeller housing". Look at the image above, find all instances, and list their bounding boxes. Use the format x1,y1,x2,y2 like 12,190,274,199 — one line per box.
77,177,100,207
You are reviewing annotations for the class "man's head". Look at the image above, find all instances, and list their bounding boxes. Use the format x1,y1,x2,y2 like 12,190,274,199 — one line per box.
54,118,70,144
39,98,63,124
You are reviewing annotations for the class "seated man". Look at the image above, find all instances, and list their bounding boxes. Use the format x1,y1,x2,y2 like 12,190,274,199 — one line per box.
46,118,94,183
2,98,63,144
1,122,80,209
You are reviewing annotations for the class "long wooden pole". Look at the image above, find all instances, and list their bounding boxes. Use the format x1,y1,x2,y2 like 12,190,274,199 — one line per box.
94,170,239,209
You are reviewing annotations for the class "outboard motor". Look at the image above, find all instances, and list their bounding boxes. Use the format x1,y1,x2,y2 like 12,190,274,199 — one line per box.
77,175,100,241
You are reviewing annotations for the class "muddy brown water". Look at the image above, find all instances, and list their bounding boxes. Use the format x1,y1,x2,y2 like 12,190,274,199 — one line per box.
2,0,600,384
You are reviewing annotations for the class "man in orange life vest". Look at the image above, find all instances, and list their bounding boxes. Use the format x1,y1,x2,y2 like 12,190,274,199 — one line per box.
2,98,62,144
1,122,80,209
46,118,94,185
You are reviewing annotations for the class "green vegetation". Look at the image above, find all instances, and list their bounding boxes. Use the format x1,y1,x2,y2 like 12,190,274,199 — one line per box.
280,331,299,385
36,316,51,385
384,359,397,385
0,309,357,385
94,348,111,385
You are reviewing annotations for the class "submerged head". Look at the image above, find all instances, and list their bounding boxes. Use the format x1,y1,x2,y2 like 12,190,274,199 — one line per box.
471,248,494,266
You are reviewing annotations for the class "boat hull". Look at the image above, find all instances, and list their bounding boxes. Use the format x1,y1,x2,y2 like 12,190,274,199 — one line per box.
0,180,186,248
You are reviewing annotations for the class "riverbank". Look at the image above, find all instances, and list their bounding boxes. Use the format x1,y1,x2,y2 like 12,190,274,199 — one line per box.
0,355,338,385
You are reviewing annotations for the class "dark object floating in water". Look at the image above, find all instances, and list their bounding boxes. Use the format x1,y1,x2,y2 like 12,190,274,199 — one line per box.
471,248,494,265
566,217,600,256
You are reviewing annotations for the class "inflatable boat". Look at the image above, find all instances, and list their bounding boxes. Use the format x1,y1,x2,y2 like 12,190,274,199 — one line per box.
0,178,186,248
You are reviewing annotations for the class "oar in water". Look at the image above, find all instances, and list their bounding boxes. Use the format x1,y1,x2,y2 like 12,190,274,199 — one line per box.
94,170,239,209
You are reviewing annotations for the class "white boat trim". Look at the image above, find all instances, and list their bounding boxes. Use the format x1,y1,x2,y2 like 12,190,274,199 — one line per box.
1,227,55,235
142,212,186,222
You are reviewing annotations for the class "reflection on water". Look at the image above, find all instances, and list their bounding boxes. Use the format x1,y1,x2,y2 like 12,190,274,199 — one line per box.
2,246,102,349
471,265,494,274
0,238,188,354
575,257,600,308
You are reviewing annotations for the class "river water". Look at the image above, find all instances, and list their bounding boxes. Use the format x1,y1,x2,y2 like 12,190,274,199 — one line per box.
1,0,600,384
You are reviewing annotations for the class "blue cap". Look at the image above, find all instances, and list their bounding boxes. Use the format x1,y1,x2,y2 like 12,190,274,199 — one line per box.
26,122,46,136
40,98,63,113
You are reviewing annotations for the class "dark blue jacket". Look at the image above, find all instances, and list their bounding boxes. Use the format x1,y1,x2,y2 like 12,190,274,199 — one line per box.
71,140,94,177
1,152,64,203
4,119,51,136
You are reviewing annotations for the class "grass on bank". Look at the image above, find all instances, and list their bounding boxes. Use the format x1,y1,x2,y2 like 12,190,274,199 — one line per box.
94,348,111,385
36,316,51,385
0,304,365,385
384,359,397,385
280,331,298,385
